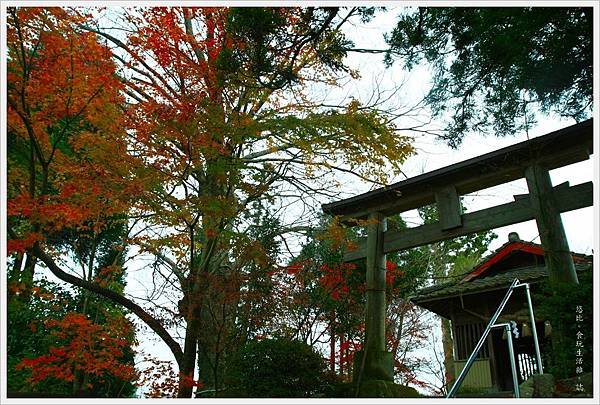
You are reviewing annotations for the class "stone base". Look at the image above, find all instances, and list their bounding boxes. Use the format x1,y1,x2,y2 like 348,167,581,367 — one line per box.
352,350,394,382
356,380,420,398
519,373,555,398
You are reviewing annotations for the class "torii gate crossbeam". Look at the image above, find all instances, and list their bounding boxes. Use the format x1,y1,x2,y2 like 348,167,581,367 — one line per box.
322,119,593,384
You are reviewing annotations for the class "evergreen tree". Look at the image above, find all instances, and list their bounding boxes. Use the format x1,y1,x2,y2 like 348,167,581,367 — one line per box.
386,7,592,146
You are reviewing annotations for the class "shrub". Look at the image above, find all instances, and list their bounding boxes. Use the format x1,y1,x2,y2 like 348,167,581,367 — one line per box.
224,338,330,397
535,270,593,379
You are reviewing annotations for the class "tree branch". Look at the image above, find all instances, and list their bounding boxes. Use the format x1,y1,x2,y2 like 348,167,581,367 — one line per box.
30,243,184,366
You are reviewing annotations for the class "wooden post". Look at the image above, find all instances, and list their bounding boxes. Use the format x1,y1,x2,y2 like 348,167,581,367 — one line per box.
365,212,387,352
435,185,463,230
525,164,578,285
441,317,455,391
353,212,394,383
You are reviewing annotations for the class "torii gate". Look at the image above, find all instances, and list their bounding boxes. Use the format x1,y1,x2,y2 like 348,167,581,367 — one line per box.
322,119,593,383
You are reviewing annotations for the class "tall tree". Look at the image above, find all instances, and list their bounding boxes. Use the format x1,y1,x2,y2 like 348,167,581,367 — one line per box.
8,7,415,397
6,6,137,280
98,7,412,397
385,7,592,146
6,6,147,397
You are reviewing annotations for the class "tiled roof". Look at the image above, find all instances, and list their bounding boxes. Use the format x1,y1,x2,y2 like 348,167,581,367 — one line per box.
411,262,591,303
462,240,589,282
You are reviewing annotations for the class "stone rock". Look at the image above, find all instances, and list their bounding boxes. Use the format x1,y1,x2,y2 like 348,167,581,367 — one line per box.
357,380,420,398
533,373,555,397
519,377,535,398
518,374,554,398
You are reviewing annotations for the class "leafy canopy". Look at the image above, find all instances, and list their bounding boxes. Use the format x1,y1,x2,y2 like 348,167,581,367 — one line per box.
225,338,330,397
386,7,592,146
7,6,417,398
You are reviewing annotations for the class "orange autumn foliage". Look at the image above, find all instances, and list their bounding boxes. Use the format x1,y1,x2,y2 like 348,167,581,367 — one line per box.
16,312,138,386
8,7,418,397
7,7,143,254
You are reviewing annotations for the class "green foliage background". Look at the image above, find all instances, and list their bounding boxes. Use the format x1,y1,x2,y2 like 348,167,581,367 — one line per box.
535,270,593,380
224,338,333,397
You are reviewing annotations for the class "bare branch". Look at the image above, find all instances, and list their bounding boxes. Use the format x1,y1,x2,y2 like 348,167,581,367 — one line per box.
30,243,184,366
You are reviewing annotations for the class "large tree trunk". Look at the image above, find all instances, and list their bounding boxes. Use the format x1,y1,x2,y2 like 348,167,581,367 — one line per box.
178,301,200,398
178,324,198,397
329,311,336,373
441,317,455,392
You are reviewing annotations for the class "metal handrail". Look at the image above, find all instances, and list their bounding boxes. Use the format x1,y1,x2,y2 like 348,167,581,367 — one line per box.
446,278,520,398
524,283,544,374
446,278,543,398
491,323,520,398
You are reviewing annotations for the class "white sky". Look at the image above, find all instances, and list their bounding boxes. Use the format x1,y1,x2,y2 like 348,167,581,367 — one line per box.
337,6,595,253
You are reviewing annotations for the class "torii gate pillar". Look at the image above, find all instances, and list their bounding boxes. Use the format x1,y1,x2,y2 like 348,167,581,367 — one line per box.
525,164,579,285
353,212,394,382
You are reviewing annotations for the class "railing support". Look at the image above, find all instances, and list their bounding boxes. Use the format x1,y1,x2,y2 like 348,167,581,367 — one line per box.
446,279,543,398
524,283,544,374
446,278,520,398
489,323,521,398
505,323,520,398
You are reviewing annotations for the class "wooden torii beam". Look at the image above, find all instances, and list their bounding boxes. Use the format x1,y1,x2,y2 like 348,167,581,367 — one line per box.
322,119,593,382
343,181,591,262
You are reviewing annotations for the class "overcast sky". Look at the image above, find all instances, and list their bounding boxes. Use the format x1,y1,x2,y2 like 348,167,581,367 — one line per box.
338,6,594,253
